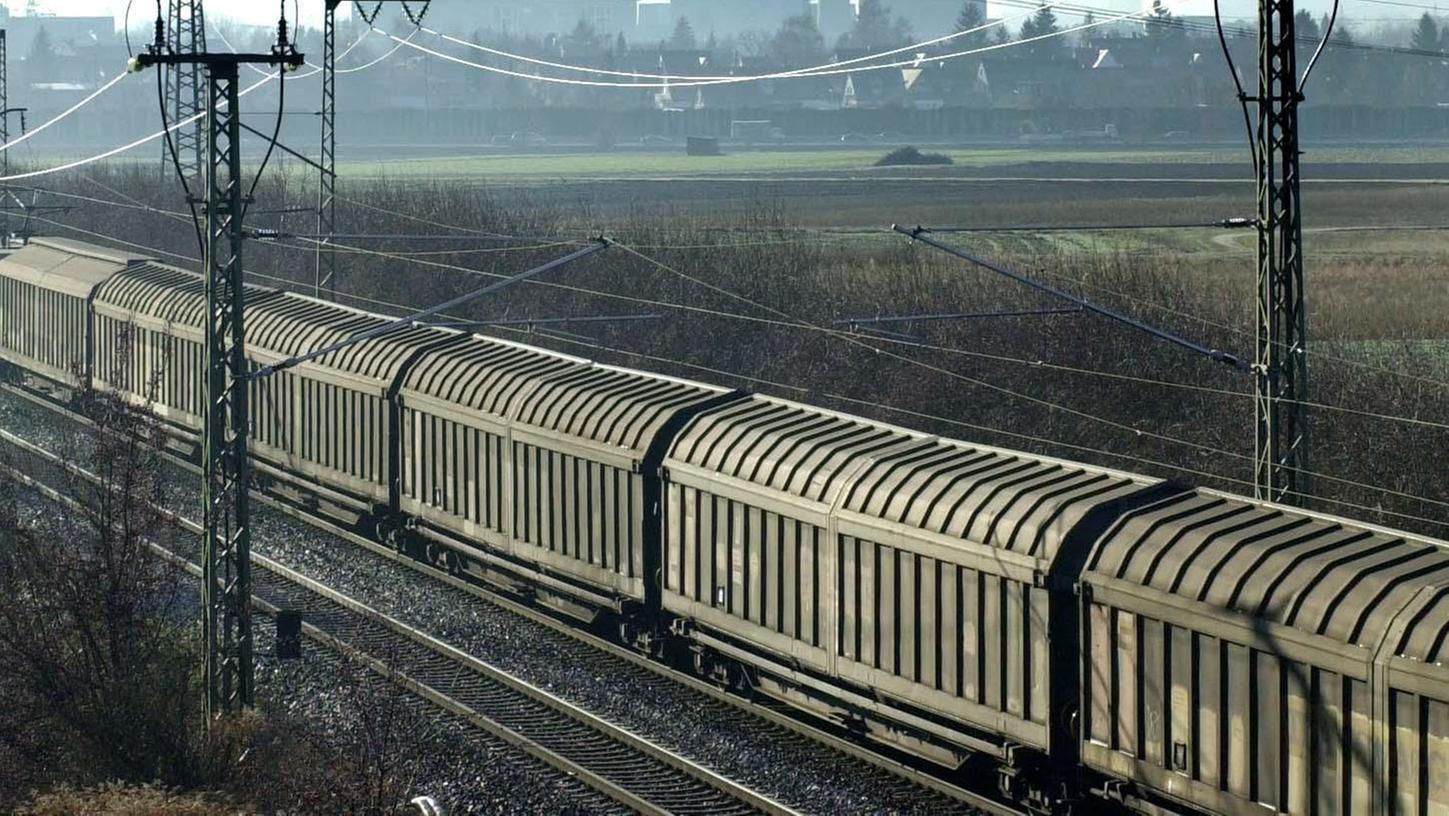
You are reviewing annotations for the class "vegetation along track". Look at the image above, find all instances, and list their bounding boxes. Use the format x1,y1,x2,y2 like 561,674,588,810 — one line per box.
0,383,1016,815
0,420,800,816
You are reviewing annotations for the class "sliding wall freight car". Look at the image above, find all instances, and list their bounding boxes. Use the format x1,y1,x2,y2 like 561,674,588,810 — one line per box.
1,238,1444,816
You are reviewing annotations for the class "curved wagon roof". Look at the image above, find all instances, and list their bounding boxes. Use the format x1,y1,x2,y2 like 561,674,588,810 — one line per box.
248,292,452,383
513,363,728,455
670,394,1158,564
670,395,931,505
1,237,147,298
94,262,277,326
841,438,1157,561
400,333,589,416
1086,490,1449,654
402,332,726,457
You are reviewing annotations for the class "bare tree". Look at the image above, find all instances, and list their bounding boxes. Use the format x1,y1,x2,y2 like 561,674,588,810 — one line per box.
0,330,198,798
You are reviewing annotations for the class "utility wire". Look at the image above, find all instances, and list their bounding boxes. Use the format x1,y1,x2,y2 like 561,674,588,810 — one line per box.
0,73,129,156
39,189,1449,431
240,4,296,223
38,213,1449,525
153,12,206,256
0,28,389,185
420,8,1032,82
1212,0,1259,168
897,225,1249,370
1301,0,1343,87
376,1,1185,90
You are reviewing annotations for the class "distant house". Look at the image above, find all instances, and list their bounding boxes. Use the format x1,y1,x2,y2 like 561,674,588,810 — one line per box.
902,59,992,109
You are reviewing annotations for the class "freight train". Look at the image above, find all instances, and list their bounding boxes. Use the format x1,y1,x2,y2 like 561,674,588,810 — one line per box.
1,237,1445,816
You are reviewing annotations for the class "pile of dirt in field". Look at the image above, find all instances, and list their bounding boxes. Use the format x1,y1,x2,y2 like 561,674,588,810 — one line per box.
875,146,953,167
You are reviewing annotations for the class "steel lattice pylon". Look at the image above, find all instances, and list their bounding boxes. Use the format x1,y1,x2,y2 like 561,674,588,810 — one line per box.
316,1,430,300
1253,0,1310,505
166,0,207,182
137,40,303,725
2,29,8,244
316,1,340,299
202,62,254,717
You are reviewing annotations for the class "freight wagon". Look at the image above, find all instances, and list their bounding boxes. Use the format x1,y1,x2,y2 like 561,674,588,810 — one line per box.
2,237,1444,816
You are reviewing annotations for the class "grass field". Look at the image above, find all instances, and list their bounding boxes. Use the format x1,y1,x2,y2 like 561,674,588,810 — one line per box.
336,147,1240,179
334,144,1449,180
323,143,1449,233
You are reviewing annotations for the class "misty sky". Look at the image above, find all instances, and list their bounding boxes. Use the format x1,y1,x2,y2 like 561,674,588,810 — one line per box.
22,0,1415,32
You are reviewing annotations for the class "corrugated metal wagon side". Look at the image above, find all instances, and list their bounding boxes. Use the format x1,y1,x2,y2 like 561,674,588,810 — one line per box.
244,293,456,509
832,436,1167,774
662,396,928,679
663,392,1170,783
0,238,143,387
91,261,277,430
1378,585,1449,816
1080,490,1449,815
396,334,587,561
503,362,730,608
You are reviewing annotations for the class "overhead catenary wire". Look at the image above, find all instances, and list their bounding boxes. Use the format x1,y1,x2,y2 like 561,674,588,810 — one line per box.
286,267,1449,533
1030,261,1449,391
257,223,1449,431
250,239,612,379
32,189,1449,432
609,240,1449,513
924,218,1255,233
896,225,1249,371
35,213,1449,524
43,176,1446,427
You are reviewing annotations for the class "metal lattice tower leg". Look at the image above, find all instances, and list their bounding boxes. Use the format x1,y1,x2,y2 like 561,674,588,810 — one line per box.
166,0,207,183
316,1,339,299
202,62,253,718
1,29,8,246
1253,0,1309,505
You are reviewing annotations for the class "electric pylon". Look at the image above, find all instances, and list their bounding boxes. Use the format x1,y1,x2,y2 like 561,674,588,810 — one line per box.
135,37,304,729
1253,0,1310,505
316,1,431,299
164,0,208,183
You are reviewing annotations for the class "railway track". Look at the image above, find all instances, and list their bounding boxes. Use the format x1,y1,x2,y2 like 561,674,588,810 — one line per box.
0,422,797,816
0,382,1021,816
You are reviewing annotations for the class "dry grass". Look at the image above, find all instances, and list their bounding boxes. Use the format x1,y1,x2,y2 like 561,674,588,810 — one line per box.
15,785,240,816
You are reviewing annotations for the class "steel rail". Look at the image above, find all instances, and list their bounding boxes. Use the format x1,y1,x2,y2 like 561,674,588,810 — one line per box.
0,381,1024,816
0,420,795,816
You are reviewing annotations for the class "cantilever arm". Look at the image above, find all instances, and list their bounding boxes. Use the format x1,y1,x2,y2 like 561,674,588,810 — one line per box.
894,225,1250,372
253,238,611,379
